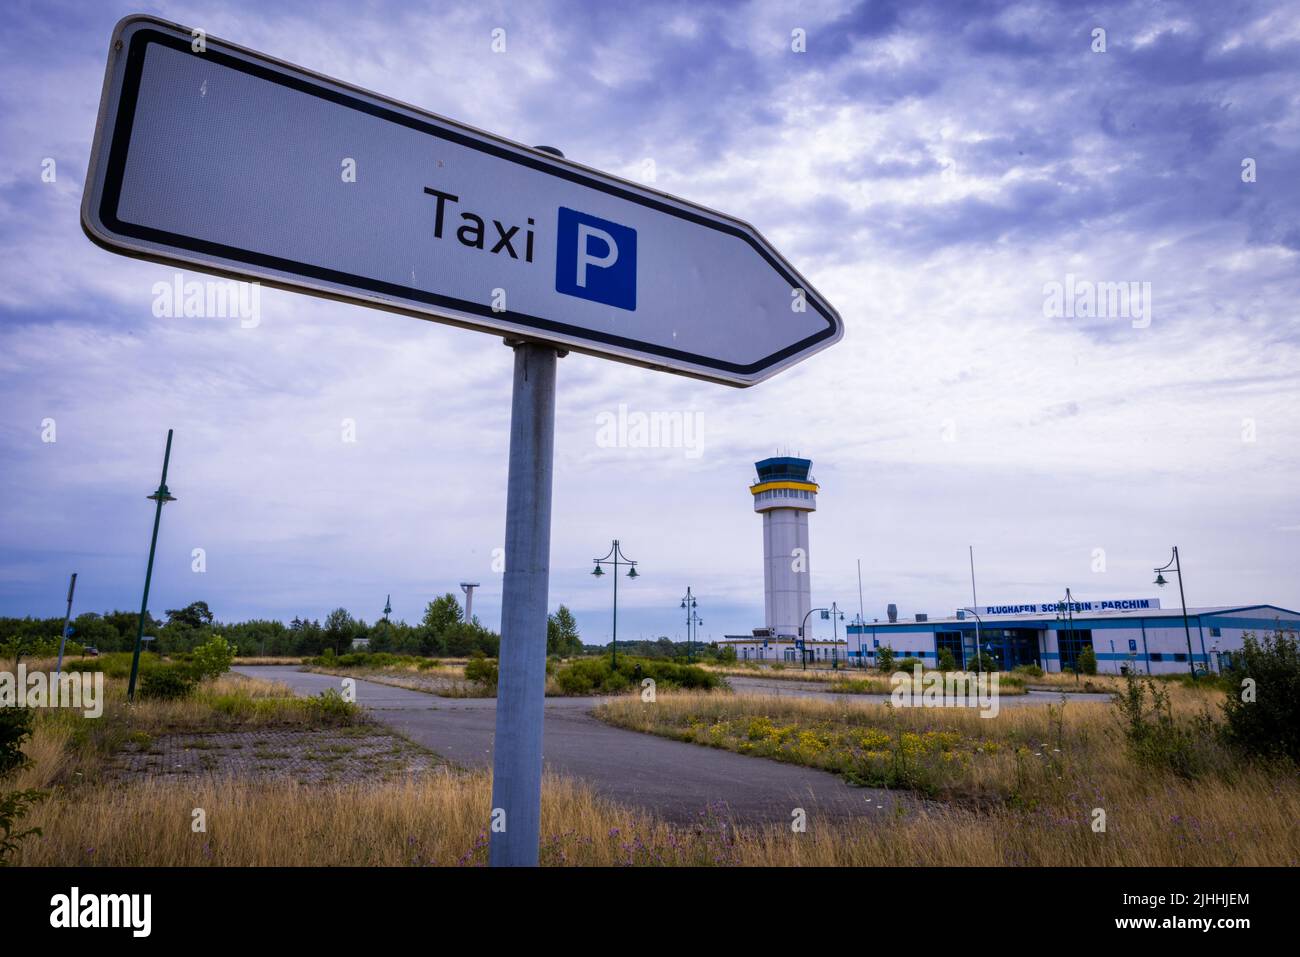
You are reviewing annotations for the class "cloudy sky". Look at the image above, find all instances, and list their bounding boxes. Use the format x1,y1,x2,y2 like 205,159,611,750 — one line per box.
2,0,1298,645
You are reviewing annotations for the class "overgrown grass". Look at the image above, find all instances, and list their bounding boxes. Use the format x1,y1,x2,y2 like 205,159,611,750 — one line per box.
594,684,1289,811
13,764,1296,866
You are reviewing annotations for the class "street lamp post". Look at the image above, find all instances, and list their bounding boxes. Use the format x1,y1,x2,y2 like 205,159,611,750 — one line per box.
593,540,638,667
1154,546,1196,679
958,607,984,675
798,606,830,671
829,601,845,668
1054,587,1078,678
127,429,177,703
679,588,701,662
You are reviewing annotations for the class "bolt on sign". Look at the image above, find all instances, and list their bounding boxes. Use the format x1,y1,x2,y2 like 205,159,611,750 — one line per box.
83,16,842,386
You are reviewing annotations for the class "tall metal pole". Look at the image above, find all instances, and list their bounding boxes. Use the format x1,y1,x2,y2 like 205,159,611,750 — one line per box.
856,559,864,625
54,572,78,680
1174,547,1195,679
611,541,619,668
968,545,978,610
490,341,559,867
128,428,175,703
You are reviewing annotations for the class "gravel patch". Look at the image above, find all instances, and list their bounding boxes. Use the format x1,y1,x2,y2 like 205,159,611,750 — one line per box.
105,727,441,785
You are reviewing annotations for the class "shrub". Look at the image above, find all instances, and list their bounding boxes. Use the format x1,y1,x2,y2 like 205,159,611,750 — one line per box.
937,648,957,672
464,655,499,688
139,665,198,701
0,709,34,776
894,657,923,672
1220,628,1300,762
553,656,721,696
0,788,45,865
190,635,236,681
966,651,998,673
1112,672,1214,778
1078,646,1098,676
303,689,361,725
1013,663,1045,678
875,647,895,673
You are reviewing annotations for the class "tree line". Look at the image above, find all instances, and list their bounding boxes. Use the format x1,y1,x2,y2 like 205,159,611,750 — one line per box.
0,594,586,660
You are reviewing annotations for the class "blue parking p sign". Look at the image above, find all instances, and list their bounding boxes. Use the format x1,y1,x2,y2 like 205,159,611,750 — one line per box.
555,207,637,312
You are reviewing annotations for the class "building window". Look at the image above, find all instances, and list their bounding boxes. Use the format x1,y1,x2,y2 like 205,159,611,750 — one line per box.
1209,627,1221,638
1173,653,1187,662
1057,629,1094,672
1150,653,1163,662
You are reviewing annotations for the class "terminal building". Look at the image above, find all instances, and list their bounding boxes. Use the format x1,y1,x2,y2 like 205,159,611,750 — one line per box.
717,453,1297,672
846,601,1300,675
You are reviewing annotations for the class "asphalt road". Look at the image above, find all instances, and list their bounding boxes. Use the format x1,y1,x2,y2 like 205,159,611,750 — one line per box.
234,665,901,826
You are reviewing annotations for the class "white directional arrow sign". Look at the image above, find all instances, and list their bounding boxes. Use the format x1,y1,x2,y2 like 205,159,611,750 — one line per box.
83,16,842,386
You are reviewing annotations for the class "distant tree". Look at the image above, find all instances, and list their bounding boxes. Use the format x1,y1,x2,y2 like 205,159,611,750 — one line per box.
324,608,360,653
165,601,215,629
420,594,464,654
547,605,581,656
937,647,958,672
1078,645,1098,676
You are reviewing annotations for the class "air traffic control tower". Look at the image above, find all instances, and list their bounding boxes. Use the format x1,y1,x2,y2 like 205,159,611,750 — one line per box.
751,457,818,638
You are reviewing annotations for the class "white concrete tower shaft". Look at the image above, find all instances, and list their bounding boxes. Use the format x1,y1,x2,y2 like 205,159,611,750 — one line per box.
752,457,818,637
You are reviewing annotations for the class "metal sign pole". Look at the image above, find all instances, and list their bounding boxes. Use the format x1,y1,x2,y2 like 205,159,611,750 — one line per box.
489,341,560,867
54,572,78,680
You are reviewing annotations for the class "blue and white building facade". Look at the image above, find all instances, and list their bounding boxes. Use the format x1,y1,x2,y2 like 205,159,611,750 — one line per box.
846,601,1300,675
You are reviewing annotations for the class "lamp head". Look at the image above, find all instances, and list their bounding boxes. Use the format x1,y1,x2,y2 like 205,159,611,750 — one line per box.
592,564,604,577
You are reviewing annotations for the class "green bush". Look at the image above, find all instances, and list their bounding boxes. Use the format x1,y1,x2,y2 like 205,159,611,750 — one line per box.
553,656,721,696
1013,663,1045,678
894,657,923,672
138,665,198,701
1220,628,1300,762
875,647,895,673
1078,646,1098,676
190,635,236,680
464,655,499,687
303,689,361,725
966,651,998,673
937,647,957,672
0,788,45,865
1113,672,1215,778
0,709,34,776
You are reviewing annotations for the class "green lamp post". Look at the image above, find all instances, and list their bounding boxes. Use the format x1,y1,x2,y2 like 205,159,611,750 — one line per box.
127,429,177,702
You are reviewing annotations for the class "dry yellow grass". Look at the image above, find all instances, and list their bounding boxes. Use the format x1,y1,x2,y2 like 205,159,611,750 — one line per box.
14,764,1296,866
9,664,1296,867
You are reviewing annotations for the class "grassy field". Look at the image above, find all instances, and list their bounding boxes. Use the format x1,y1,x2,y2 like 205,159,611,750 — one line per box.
15,761,1296,866
591,682,1300,865
8,655,1294,866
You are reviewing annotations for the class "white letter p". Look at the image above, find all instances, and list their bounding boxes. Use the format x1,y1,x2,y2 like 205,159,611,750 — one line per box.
576,224,618,288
